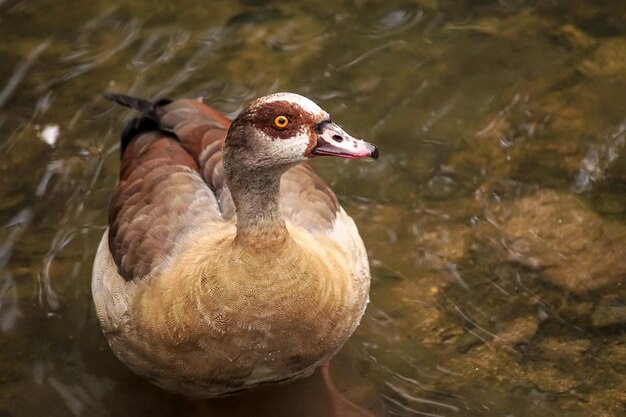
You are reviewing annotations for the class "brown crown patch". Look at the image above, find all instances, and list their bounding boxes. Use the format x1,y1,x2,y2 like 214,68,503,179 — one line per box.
245,100,319,140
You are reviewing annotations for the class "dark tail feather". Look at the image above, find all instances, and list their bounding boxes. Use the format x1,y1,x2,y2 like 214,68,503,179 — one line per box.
104,92,172,120
105,92,173,156
119,117,161,156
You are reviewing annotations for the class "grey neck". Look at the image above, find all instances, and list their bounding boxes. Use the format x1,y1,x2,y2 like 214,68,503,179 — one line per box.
226,165,288,246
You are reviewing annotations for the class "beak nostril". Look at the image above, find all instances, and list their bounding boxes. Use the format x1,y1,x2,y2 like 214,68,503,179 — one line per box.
332,135,343,143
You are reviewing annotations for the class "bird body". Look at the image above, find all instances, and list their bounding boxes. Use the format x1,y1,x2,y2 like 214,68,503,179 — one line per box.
92,92,377,397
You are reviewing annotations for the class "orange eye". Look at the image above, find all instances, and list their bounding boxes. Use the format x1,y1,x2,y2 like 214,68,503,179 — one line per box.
273,115,289,129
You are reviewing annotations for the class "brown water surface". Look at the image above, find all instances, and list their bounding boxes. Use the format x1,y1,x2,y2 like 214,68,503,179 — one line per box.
1,1,626,416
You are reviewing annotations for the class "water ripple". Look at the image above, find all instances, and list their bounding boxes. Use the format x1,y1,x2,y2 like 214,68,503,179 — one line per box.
0,39,51,109
572,120,626,193
39,13,140,92
131,28,190,73
369,6,425,39
337,40,406,72
0,273,20,332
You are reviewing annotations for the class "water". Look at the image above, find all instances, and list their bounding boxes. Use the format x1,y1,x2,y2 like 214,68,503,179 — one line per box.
1,1,626,416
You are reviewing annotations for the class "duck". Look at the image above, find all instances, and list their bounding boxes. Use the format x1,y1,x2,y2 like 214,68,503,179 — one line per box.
92,91,379,398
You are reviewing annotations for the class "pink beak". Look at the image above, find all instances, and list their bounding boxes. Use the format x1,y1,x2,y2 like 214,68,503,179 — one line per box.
311,121,379,160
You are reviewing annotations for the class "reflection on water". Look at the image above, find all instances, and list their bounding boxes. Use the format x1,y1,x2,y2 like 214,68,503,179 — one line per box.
1,1,625,416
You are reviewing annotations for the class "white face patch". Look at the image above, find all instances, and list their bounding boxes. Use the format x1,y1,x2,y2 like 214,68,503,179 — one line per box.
254,127,311,165
253,92,329,121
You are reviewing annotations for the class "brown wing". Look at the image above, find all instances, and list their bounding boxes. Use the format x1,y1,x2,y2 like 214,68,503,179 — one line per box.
108,129,223,281
107,96,339,281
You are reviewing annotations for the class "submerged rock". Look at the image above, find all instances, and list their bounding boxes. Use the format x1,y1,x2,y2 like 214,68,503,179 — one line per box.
591,295,626,327
579,38,626,80
526,363,579,393
476,189,626,293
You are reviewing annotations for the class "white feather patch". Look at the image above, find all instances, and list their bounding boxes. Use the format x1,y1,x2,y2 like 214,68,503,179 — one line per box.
253,92,328,120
